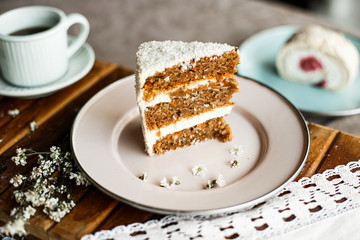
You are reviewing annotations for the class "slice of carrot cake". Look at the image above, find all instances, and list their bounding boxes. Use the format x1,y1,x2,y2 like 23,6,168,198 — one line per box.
135,40,240,156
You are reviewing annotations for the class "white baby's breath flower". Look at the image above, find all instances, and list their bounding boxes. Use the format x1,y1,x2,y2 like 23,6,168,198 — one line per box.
69,200,75,208
23,206,36,220
42,160,52,170
69,172,90,186
10,174,25,188
37,196,46,206
40,159,57,177
0,218,27,236
19,157,27,166
216,174,226,187
64,161,72,167
31,167,43,180
192,163,208,177
10,208,18,217
229,145,243,156
13,190,24,203
45,200,75,222
204,175,226,189
11,156,20,165
64,152,71,159
160,176,181,189
16,148,25,155
170,176,180,186
160,177,170,189
48,208,67,222
45,198,59,210
4,146,91,236
48,185,56,194
50,146,61,160
24,190,44,207
29,121,38,132
138,172,148,181
7,109,20,118
230,159,239,168
24,190,38,204
11,148,27,166
205,179,216,189
62,161,73,174
57,185,67,194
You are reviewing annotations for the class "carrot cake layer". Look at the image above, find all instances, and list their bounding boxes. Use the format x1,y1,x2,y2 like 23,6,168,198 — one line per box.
141,50,239,101
152,117,231,155
144,76,239,130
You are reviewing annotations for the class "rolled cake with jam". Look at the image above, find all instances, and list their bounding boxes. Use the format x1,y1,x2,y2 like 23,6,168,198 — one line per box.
276,25,359,91
135,41,240,156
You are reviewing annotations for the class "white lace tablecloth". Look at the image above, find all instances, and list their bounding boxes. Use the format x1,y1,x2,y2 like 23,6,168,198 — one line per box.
82,160,360,240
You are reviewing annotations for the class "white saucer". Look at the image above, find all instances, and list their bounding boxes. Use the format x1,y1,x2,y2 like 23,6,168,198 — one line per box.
71,75,309,215
0,42,95,98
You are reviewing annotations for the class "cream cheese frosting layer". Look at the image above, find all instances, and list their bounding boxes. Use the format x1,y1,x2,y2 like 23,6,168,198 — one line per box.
136,41,235,92
137,78,217,109
143,105,233,156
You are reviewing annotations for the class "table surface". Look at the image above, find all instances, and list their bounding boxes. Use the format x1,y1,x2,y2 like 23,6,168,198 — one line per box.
1,59,360,240
1,0,360,239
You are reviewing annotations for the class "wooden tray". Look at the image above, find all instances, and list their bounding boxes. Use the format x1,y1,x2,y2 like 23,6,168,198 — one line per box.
1,59,360,240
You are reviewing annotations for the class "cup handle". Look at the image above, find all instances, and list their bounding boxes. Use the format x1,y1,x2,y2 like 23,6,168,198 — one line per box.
66,13,90,58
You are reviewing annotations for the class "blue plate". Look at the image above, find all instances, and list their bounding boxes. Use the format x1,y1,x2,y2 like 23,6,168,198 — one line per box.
236,25,360,116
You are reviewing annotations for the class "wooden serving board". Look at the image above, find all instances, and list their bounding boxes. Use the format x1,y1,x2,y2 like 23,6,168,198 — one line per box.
0,59,360,239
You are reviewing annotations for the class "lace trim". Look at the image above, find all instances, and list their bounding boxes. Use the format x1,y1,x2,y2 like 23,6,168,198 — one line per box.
82,160,360,240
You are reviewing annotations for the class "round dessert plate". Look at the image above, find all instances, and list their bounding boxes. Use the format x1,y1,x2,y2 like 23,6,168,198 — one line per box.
0,41,95,98
71,74,309,215
236,25,360,116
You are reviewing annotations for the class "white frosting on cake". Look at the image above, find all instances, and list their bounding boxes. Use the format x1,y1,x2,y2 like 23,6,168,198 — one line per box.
276,25,359,91
137,78,216,109
142,105,234,156
135,40,235,97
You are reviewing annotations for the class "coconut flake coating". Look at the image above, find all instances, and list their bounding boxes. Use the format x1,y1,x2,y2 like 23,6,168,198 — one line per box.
136,40,236,90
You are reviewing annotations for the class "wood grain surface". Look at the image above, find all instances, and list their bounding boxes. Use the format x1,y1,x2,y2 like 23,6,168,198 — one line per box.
1,60,359,240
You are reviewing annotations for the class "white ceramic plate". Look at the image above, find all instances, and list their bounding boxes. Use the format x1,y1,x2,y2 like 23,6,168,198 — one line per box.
71,75,309,215
0,41,95,98
236,25,360,116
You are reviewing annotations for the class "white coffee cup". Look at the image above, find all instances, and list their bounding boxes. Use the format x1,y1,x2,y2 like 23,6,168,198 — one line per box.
0,6,90,87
